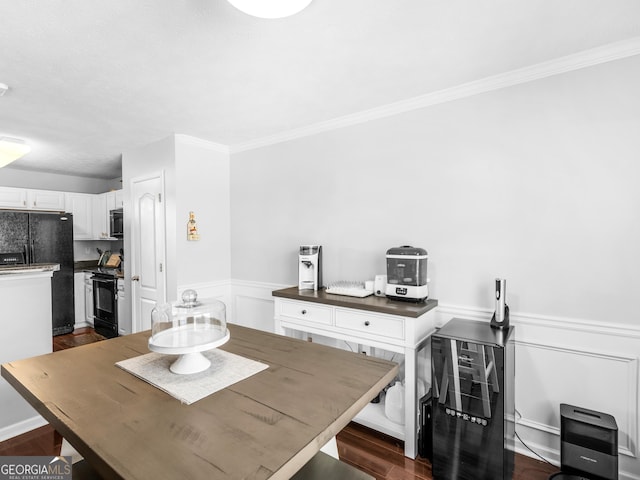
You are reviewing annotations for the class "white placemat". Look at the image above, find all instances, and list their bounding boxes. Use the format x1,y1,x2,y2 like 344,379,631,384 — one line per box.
116,349,268,405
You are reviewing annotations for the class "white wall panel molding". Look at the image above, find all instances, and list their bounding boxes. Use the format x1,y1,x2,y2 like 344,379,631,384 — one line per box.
176,280,233,320
231,279,288,299
434,303,491,325
177,280,231,299
230,37,640,153
436,302,640,339
230,280,287,333
517,340,638,459
227,281,640,475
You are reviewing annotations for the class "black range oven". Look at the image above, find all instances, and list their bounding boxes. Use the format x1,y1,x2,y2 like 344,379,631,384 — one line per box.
92,269,119,338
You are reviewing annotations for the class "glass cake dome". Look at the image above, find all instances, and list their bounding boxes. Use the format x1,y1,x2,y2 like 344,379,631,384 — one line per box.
148,289,229,374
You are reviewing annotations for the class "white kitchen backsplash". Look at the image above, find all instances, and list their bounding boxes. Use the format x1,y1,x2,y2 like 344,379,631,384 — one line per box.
73,240,123,261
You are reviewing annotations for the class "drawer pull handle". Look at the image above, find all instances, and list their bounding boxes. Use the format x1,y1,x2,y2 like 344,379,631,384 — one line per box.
364,321,370,326
301,309,307,315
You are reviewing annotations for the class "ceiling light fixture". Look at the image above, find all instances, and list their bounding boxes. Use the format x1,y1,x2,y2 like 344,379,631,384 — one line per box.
0,83,8,96
0,137,31,168
227,0,312,19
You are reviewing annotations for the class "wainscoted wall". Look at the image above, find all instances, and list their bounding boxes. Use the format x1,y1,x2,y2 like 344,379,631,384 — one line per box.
222,56,640,478
211,279,640,480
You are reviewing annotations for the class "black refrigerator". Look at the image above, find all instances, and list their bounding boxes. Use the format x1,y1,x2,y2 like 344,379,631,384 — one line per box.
0,211,75,335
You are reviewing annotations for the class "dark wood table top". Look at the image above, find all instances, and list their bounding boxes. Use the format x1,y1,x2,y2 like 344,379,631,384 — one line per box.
1,324,397,480
273,286,438,318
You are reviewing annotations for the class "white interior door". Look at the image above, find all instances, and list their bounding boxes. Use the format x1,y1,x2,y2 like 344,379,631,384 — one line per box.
131,173,166,332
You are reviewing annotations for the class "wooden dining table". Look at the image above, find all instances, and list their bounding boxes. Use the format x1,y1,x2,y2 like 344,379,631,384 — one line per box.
1,324,398,480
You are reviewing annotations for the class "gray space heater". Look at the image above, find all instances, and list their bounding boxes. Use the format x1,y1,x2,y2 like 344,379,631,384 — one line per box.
550,403,618,480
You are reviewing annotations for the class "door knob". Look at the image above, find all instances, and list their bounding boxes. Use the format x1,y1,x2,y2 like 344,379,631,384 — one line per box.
131,275,140,281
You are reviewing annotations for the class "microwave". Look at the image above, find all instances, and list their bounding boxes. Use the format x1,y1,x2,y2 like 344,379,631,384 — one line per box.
109,208,123,238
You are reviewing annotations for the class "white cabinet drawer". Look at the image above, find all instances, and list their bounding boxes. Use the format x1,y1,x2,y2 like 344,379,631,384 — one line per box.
280,300,332,326
335,309,405,340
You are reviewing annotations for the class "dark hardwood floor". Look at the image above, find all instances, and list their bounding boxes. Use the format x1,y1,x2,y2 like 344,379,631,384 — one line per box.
52,326,106,351
336,422,559,480
1,328,559,479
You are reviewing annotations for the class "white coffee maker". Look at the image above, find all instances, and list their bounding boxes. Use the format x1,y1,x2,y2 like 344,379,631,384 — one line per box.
298,245,322,291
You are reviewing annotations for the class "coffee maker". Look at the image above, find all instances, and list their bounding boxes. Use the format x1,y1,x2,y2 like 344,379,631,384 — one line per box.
298,245,322,291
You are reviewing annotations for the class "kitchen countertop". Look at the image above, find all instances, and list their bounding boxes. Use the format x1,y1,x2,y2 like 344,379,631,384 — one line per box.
272,286,438,318
74,261,124,278
74,260,99,272
0,263,60,275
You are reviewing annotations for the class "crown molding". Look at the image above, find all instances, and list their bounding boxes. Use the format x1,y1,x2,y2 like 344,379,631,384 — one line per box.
230,36,640,153
175,134,230,154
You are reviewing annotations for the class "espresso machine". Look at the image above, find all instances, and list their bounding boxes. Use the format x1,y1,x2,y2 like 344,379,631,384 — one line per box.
298,245,322,291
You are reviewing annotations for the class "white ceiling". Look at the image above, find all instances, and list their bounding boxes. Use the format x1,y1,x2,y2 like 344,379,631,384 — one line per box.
1,0,639,179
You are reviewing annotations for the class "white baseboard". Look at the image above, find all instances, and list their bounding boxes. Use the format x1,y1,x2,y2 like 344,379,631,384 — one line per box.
0,415,47,442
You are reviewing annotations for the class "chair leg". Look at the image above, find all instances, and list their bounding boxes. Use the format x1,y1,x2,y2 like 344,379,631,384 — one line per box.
60,438,84,464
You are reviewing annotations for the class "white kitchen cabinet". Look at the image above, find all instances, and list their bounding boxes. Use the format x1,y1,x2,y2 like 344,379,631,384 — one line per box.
105,189,123,211
273,287,438,459
92,193,111,239
65,193,94,240
27,189,66,211
93,190,122,240
0,187,65,211
0,186,28,208
84,272,94,326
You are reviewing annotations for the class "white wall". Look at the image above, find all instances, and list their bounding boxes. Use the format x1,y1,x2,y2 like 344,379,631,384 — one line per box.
175,135,231,288
122,134,231,306
122,135,176,300
229,55,640,477
0,167,120,193
230,55,640,325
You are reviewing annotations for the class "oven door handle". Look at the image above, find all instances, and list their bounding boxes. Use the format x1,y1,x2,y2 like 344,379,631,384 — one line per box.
92,277,116,284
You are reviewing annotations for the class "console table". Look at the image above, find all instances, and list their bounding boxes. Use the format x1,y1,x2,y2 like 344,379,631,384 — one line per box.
272,286,438,458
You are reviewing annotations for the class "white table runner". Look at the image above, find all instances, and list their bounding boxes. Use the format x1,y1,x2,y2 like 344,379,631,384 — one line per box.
116,349,268,405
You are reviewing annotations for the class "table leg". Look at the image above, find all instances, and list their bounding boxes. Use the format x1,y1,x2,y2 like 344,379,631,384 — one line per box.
404,346,417,458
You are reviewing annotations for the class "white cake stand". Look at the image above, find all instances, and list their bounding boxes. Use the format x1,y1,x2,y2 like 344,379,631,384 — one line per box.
148,325,230,374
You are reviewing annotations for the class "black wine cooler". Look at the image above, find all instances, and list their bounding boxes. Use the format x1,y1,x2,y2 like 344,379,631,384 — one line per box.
431,318,515,480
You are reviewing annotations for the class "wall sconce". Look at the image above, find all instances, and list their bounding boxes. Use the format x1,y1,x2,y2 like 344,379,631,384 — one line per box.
0,137,31,168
